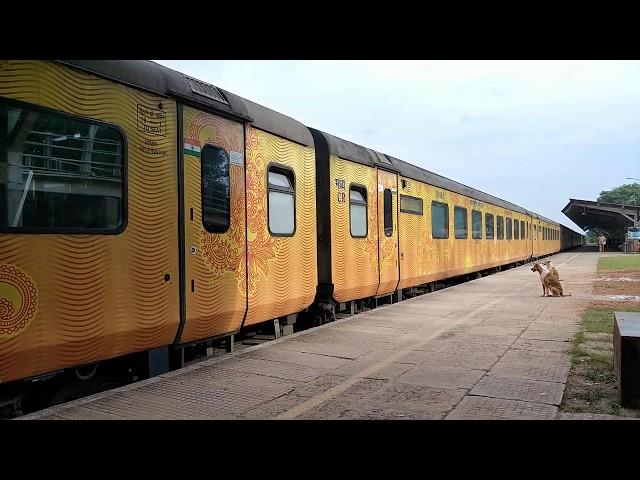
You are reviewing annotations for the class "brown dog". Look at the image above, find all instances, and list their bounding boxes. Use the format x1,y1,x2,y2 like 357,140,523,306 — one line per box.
542,260,562,281
531,263,571,297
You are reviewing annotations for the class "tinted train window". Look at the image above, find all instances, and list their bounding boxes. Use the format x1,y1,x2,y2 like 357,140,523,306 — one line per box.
400,195,423,215
201,145,230,233
521,221,525,240
431,201,448,239
506,217,512,240
349,185,367,238
0,99,124,232
268,166,295,236
383,188,393,237
485,213,494,239
454,206,467,239
497,216,504,240
514,219,519,240
472,210,482,239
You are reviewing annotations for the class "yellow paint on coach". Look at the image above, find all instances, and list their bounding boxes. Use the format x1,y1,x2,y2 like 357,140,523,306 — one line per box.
244,127,317,325
0,61,179,384
398,176,532,288
180,106,246,343
329,156,379,303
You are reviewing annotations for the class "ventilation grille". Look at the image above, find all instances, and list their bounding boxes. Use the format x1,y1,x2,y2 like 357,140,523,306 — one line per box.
185,75,229,104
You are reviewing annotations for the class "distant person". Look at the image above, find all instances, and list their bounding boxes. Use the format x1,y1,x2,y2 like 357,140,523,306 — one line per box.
598,234,606,253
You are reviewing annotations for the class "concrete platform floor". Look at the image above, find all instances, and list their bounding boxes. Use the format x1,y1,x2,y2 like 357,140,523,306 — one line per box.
20,251,606,420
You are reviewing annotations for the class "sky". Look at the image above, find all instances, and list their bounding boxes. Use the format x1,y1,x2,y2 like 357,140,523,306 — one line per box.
155,60,640,233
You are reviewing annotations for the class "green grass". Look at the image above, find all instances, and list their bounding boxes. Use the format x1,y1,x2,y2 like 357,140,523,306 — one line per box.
597,256,640,272
570,309,617,392
582,309,616,333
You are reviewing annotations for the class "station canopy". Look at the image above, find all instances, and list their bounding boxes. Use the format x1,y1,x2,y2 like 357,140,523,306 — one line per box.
562,198,640,243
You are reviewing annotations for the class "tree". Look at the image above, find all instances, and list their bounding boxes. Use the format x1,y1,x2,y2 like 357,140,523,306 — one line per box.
598,183,640,206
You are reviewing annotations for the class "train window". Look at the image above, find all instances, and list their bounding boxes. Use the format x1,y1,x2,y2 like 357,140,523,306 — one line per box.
485,213,494,239
400,195,423,215
506,217,512,240
201,145,230,233
497,216,504,240
267,166,295,236
521,221,525,240
383,188,393,237
472,210,482,239
0,98,125,233
431,201,449,239
514,219,519,240
349,185,367,238
454,206,468,239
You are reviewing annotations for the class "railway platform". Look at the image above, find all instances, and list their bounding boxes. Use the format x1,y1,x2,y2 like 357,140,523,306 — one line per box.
20,250,600,420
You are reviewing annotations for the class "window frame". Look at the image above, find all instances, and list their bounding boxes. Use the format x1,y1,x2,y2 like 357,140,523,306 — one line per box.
497,215,504,240
485,213,494,240
431,201,449,239
514,219,519,240
383,188,393,237
0,96,128,235
454,206,468,239
400,194,423,215
472,209,483,239
201,144,231,234
266,163,296,237
349,183,368,238
506,217,512,240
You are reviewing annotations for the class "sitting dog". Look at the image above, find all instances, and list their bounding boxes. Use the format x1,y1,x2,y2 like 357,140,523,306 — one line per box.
531,263,571,297
542,260,562,281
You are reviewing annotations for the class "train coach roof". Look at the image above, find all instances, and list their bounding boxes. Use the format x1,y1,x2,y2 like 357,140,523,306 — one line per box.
310,128,535,216
58,60,314,147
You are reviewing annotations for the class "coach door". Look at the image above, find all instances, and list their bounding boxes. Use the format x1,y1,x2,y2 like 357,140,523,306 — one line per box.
178,106,247,344
376,169,400,296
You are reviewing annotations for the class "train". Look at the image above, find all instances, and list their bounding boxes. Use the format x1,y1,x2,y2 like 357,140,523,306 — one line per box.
0,60,584,413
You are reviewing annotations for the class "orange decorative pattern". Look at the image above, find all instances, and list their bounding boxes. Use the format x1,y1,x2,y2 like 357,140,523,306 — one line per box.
376,169,399,296
0,265,38,339
180,107,246,343
244,127,317,325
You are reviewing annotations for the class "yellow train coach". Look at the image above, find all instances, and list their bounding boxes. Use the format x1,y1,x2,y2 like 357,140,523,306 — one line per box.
0,60,583,410
310,129,580,316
